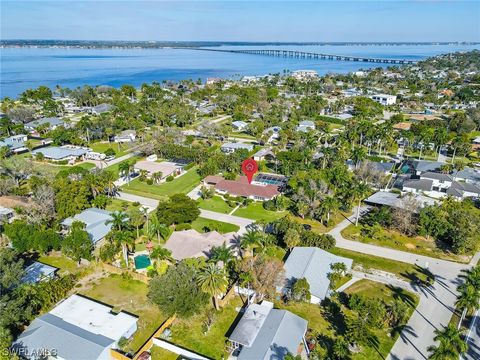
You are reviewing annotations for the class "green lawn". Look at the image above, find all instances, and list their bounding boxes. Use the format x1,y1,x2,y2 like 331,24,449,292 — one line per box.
341,224,470,263
168,297,243,359
297,211,352,234
105,198,142,212
279,280,418,360
37,253,81,274
89,142,130,157
80,274,167,354
330,247,431,284
121,167,201,199
233,202,287,222
150,346,179,360
198,196,235,214
34,161,96,174
191,217,240,234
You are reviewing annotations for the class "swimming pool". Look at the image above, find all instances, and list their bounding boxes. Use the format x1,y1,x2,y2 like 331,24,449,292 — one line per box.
134,254,151,269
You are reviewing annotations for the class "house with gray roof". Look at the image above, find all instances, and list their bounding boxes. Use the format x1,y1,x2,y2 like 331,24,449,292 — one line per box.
91,103,114,115
12,294,137,360
283,247,353,304
22,262,58,284
232,121,248,132
296,120,315,132
411,160,444,175
229,301,308,360
403,178,434,194
0,134,28,153
447,181,480,199
365,191,437,211
24,117,66,132
455,167,480,185
61,208,113,245
31,145,90,162
220,142,254,154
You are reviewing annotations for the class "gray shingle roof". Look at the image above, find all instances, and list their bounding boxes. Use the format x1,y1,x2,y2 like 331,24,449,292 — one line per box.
412,160,444,173
25,117,64,129
31,146,89,160
447,181,480,197
12,313,113,360
403,179,433,191
230,303,308,360
62,208,113,244
284,247,353,300
420,172,453,182
455,168,480,184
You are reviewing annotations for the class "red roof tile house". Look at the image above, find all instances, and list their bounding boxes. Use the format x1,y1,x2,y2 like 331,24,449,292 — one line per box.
203,175,280,201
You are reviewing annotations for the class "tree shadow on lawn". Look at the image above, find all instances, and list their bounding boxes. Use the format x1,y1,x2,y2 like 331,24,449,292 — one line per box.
321,297,347,335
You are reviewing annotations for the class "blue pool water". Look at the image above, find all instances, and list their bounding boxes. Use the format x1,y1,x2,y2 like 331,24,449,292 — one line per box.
134,254,151,270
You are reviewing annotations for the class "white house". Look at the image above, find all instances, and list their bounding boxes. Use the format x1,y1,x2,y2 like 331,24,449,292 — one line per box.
220,142,254,154
419,172,453,193
231,121,248,132
12,294,138,360
114,130,136,143
283,247,353,304
292,69,318,80
0,134,28,153
370,94,397,106
296,120,315,132
31,145,90,162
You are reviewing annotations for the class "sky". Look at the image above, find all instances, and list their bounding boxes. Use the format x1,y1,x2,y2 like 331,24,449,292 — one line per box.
1,1,479,42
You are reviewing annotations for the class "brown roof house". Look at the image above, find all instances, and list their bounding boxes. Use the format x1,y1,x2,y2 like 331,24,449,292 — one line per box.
203,175,280,201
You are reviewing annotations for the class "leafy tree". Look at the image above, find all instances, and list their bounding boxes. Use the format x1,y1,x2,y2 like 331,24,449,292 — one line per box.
156,194,200,226
333,336,351,360
62,221,93,263
284,228,300,250
291,278,311,302
197,263,229,310
54,177,92,219
148,262,208,318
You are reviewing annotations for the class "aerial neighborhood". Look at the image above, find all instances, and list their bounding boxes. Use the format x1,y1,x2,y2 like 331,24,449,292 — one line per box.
1,50,479,360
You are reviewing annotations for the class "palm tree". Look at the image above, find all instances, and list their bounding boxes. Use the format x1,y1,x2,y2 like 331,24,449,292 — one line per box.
239,229,262,257
427,342,458,360
318,196,339,224
118,160,133,184
429,324,467,359
138,169,148,182
352,182,370,226
114,230,135,266
149,214,169,242
197,263,229,310
210,243,234,265
456,284,480,329
152,171,162,184
106,211,129,231
150,246,172,262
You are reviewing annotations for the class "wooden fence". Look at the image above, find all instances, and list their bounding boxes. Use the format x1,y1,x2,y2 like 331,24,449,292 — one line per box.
101,263,149,284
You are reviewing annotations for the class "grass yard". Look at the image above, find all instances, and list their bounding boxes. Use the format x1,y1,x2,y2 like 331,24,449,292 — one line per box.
197,196,235,214
38,253,82,274
233,202,287,222
105,198,142,212
34,161,96,174
89,141,130,157
121,167,201,199
345,280,419,360
80,274,167,354
191,217,240,234
330,247,431,284
150,346,179,360
341,224,469,263
168,297,243,359
297,211,352,234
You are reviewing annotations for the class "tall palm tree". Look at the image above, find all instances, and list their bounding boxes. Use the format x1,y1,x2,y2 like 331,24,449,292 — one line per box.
149,214,169,242
118,160,133,184
197,263,229,310
106,211,129,231
239,229,262,257
115,230,135,266
150,246,172,262
352,182,370,226
210,243,234,265
427,342,458,360
428,324,467,359
318,196,339,224
456,284,480,329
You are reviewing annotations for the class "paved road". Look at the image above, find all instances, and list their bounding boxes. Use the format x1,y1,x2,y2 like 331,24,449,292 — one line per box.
116,191,254,234
90,151,138,169
328,210,472,360
463,309,480,360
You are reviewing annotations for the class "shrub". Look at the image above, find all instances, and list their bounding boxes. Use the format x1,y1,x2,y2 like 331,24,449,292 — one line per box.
176,223,192,231
57,160,68,165
104,148,116,157
166,175,174,182
146,178,153,185
184,162,195,170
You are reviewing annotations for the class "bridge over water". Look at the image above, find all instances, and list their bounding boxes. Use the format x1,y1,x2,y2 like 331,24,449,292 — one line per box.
181,47,416,64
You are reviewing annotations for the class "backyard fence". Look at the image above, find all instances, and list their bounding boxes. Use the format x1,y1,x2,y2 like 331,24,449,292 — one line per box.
100,263,149,284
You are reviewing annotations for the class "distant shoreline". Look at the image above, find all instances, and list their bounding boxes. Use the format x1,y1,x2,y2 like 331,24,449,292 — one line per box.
1,40,479,50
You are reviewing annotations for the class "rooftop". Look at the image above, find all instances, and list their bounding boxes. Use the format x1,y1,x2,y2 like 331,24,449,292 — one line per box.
284,247,353,300
229,301,308,360
25,117,64,129
31,146,89,160
134,160,181,176
215,176,280,199
62,208,113,243
22,261,58,284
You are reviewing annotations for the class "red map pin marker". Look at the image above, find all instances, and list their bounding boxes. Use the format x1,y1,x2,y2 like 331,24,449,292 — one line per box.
242,158,258,184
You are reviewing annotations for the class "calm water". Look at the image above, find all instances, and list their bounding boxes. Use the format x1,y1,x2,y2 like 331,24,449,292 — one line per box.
1,44,479,98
